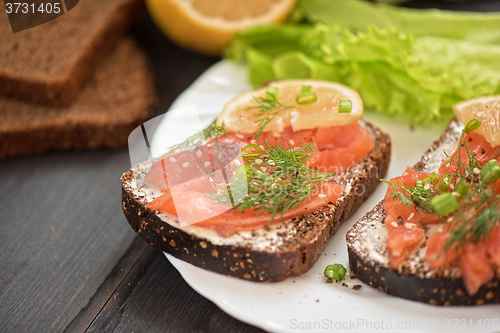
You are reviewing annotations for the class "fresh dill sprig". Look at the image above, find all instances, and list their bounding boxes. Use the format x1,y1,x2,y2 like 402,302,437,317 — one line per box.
379,119,500,255
162,120,226,156
245,87,293,142
381,179,439,215
443,128,483,185
211,141,335,223
443,183,500,252
436,122,500,251
265,140,316,167
382,122,483,217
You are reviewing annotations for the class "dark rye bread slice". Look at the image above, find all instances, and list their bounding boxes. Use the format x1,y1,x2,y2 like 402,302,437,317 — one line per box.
0,38,155,160
121,121,391,282
347,119,500,306
0,0,144,106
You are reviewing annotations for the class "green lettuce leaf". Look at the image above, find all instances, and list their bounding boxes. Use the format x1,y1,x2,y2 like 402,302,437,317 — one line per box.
225,23,500,125
295,0,500,45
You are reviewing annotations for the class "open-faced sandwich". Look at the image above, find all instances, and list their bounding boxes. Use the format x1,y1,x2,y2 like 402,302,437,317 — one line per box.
348,96,500,305
122,80,391,282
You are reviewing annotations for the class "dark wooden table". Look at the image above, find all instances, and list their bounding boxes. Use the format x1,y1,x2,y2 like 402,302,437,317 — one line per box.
2,1,500,332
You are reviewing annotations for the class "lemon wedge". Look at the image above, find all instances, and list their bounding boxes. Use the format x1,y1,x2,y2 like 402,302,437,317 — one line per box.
454,95,500,147
146,0,296,56
217,80,363,134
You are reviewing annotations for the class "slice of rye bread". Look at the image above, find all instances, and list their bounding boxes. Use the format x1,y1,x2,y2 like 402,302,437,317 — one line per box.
347,119,500,306
121,120,391,282
0,38,155,160
0,0,144,106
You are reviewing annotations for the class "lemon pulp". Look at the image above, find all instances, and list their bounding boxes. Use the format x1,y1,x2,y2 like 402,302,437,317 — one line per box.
217,80,364,134
454,95,500,147
146,0,296,56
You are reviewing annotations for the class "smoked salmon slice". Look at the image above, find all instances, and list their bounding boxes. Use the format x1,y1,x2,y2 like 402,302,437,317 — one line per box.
145,123,373,237
384,129,500,294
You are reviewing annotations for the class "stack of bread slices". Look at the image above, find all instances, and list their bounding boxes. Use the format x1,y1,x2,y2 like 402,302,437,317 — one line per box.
0,0,156,159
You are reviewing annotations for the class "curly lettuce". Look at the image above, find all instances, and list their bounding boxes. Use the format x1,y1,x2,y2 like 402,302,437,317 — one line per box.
225,0,500,125
295,0,500,45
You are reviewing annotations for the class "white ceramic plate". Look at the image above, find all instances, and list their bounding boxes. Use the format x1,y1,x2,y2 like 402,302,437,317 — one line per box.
157,60,500,333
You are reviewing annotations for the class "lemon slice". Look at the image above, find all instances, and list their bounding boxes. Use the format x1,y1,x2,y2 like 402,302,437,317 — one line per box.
454,95,500,147
217,80,363,134
146,0,296,56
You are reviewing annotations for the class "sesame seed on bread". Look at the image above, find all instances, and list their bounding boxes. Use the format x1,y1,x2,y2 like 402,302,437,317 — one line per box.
121,120,391,282
347,119,500,306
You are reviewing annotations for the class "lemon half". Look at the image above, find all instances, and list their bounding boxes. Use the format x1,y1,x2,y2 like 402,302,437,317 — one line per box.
146,0,296,56
454,95,500,147
217,80,364,134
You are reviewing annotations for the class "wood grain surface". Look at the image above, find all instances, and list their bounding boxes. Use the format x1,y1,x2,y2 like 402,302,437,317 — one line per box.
1,1,500,332
0,14,263,333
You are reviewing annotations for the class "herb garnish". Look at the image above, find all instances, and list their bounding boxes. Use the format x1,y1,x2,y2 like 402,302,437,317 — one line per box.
339,100,352,113
162,120,227,156
381,179,439,215
324,264,347,282
443,182,500,251
212,140,335,223
442,120,484,185
245,86,293,142
296,85,318,105
382,118,500,253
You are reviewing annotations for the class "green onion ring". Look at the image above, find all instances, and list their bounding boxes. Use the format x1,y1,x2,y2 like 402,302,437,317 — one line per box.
430,193,460,216
241,144,262,158
339,100,352,113
438,173,452,192
454,180,471,197
422,172,439,187
296,85,318,105
324,264,346,282
480,159,500,184
464,119,482,134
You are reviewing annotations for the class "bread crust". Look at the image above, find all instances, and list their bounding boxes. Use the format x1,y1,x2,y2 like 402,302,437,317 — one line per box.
122,121,391,282
0,0,144,106
347,119,500,305
0,38,156,160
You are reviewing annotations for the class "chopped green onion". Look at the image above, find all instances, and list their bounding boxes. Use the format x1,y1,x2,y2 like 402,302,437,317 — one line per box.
324,264,347,282
430,193,460,216
339,100,352,113
295,85,318,105
422,172,439,187
241,144,262,158
480,159,500,184
454,180,471,196
266,86,279,101
415,179,423,189
464,119,482,134
235,164,254,183
438,173,452,192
